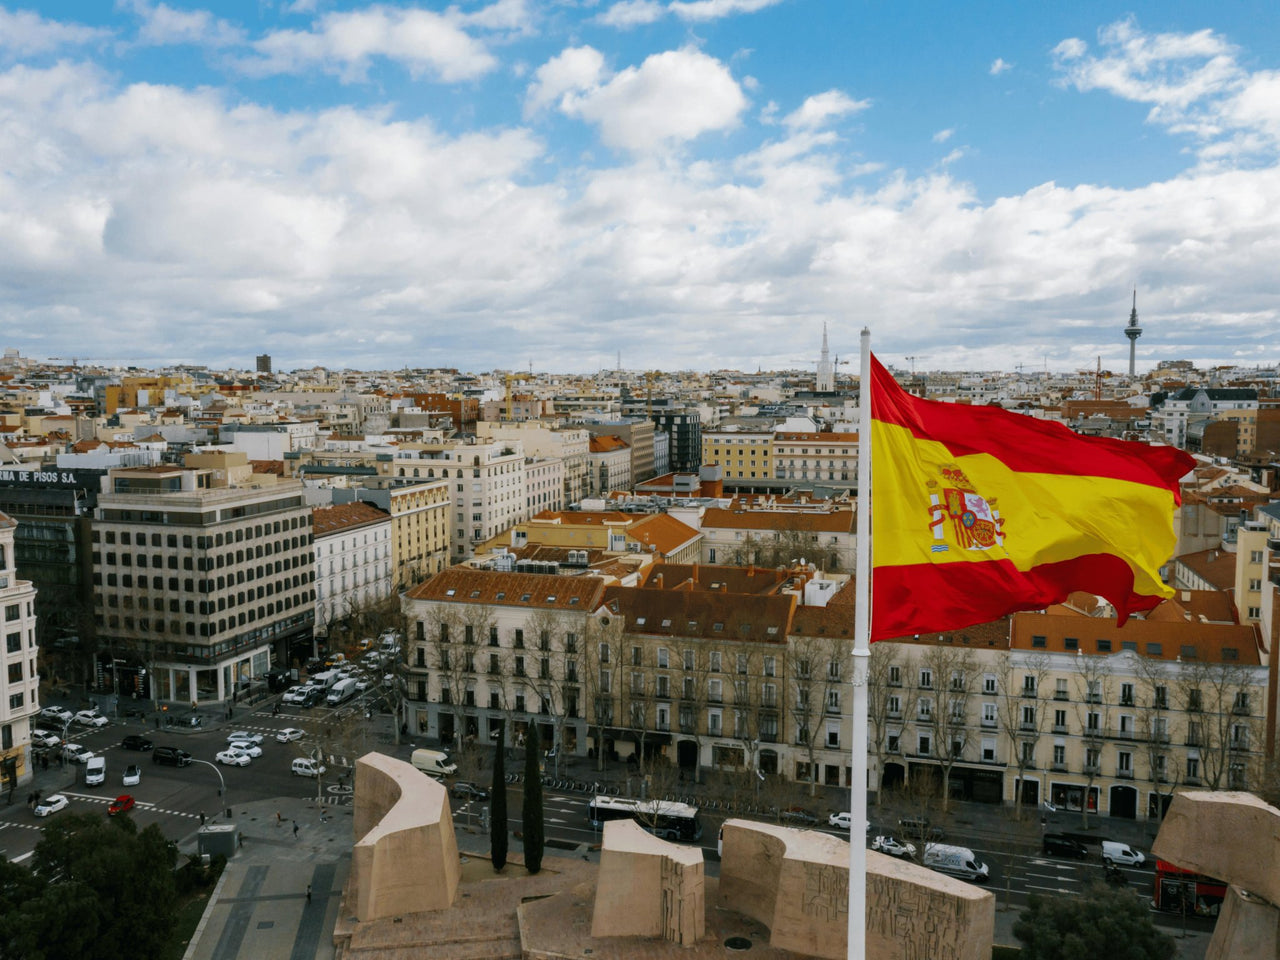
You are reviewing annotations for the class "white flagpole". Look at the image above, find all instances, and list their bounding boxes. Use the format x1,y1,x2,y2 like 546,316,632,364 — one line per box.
847,328,872,959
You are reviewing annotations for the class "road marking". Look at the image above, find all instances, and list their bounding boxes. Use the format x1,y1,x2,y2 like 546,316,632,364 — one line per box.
1026,883,1079,895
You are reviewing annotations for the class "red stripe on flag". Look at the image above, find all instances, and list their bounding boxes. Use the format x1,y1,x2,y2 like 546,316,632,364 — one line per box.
869,354,1191,494
871,554,1165,641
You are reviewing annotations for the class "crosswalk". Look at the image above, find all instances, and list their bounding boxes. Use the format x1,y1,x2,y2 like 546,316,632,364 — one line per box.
61,790,200,820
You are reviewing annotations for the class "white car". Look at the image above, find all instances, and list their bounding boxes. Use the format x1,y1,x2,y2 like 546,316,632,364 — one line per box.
354,677,372,692
282,687,308,704
225,731,263,744
228,741,262,758
215,749,251,766
40,706,74,724
828,812,855,831
872,835,917,859
30,731,62,749
74,710,109,727
276,727,305,743
34,794,70,817
122,764,142,787
62,744,94,764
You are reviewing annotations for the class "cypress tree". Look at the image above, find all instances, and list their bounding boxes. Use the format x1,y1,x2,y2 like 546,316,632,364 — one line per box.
522,722,544,874
490,723,508,871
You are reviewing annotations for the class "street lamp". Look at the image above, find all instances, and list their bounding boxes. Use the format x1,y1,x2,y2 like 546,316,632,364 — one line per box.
189,759,230,820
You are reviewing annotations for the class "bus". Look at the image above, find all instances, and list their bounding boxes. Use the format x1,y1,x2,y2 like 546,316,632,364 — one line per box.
1153,859,1226,918
588,796,703,843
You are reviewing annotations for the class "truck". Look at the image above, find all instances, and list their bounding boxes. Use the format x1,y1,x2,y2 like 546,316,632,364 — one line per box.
326,677,358,706
411,748,457,778
923,843,989,883
309,670,340,691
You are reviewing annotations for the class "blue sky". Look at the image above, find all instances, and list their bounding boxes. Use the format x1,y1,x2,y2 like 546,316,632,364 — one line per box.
2,1,1279,375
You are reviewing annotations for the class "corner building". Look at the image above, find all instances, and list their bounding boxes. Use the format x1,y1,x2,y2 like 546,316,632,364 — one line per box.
91,462,315,705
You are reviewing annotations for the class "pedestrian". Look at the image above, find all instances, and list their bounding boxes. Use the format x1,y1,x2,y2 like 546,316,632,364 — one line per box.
155,716,160,729
276,810,282,826
26,792,32,809
293,820,299,838
305,883,311,903
199,811,206,826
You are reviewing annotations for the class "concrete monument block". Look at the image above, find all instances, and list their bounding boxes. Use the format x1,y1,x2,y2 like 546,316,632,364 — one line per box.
718,819,993,960
349,752,460,922
1204,886,1280,960
591,819,705,945
1152,791,1280,907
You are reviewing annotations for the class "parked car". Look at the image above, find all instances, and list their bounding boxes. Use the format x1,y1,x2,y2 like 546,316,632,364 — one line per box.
1101,840,1146,868
73,709,109,728
216,749,251,767
282,686,309,704
121,734,154,751
872,835,917,859
40,706,73,724
108,795,136,816
34,794,69,817
779,807,819,826
62,744,94,764
225,731,263,745
228,741,262,758
85,756,106,786
122,764,141,787
30,731,62,749
898,816,945,841
451,781,490,802
276,727,305,743
1042,833,1089,859
152,746,192,767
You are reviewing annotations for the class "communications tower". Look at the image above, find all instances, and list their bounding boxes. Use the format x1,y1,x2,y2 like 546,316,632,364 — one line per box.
1125,290,1142,377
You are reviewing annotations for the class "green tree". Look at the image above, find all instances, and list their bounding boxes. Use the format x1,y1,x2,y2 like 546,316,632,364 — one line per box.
1013,884,1175,960
3,811,180,960
522,723,544,874
491,723,508,872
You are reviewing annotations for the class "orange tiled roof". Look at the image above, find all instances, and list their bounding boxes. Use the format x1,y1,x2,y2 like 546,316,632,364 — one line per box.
589,435,629,453
311,501,389,536
626,513,701,556
602,585,795,643
405,566,607,610
701,506,854,534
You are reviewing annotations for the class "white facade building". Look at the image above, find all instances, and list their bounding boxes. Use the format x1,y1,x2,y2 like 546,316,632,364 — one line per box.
313,501,393,636
0,511,39,790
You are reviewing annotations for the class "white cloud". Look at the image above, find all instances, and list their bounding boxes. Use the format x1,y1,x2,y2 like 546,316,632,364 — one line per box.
242,5,498,83
932,127,954,143
668,0,786,22
0,8,109,56
783,90,869,130
989,57,1011,76
525,46,607,117
553,47,748,152
596,1,666,28
119,1,245,48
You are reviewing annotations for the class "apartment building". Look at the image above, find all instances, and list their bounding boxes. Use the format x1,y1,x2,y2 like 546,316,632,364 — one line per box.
868,597,1267,821
698,501,855,572
313,501,393,637
332,477,450,590
772,432,858,488
581,420,655,483
509,511,702,565
587,435,631,497
91,457,315,704
476,421,590,506
402,567,609,749
0,511,39,790
701,428,773,482
393,441,527,562
525,457,565,517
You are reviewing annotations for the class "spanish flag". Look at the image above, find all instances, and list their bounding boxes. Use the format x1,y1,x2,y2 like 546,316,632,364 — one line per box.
869,354,1194,641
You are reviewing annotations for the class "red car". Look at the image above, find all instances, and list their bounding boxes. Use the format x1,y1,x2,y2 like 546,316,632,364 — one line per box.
108,794,135,816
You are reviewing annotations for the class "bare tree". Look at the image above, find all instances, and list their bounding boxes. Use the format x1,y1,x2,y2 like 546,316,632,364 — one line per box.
1072,655,1113,827
727,530,842,572
1134,656,1180,821
676,640,715,785
866,643,917,806
789,633,848,796
580,613,624,773
996,653,1051,821
917,645,976,813
1181,660,1259,791
422,605,468,749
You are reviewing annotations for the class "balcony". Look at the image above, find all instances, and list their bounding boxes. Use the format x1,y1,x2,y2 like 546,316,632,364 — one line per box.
1115,769,1134,779
1018,722,1036,732
980,719,997,728
1185,776,1202,786
1052,724,1069,735
1230,739,1249,752
1083,764,1101,776
1112,729,1136,741
1050,763,1068,773
1053,692,1069,701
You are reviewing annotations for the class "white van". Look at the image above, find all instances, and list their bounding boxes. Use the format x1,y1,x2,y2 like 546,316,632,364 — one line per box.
411,748,457,777
326,677,358,706
923,843,989,882
85,756,106,787
291,757,326,778
1101,840,1146,867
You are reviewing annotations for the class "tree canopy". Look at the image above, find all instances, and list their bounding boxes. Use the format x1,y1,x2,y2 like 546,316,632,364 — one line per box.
1012,884,1175,960
0,812,179,960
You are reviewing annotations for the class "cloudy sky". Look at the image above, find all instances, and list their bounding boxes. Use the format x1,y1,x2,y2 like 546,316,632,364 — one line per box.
2,1,1278,374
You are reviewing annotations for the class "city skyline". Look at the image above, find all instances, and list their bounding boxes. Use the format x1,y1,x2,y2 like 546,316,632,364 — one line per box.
1,3,1279,373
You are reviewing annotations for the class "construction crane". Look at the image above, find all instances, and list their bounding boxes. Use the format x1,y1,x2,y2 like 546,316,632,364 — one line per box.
905,356,923,375
505,372,535,420
643,370,663,415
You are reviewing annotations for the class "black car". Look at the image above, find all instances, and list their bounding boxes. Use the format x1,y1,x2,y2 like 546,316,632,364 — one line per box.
897,816,944,842
1042,833,1089,859
121,735,154,751
451,781,490,802
152,746,192,767
780,807,819,826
